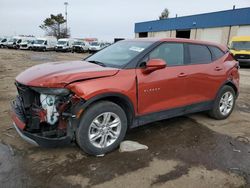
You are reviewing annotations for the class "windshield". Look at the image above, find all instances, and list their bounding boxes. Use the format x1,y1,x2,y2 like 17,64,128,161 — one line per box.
34,40,45,44
74,41,83,45
21,39,33,43
1,38,7,42
58,40,67,45
9,38,17,42
86,40,154,68
90,42,99,46
27,40,34,44
231,41,250,50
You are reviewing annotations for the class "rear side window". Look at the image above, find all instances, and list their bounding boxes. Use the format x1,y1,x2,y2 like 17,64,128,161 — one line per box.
188,44,212,64
208,46,225,60
149,43,184,66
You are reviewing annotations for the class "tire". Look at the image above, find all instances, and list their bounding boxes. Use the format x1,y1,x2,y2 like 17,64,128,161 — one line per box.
76,101,127,155
209,85,236,120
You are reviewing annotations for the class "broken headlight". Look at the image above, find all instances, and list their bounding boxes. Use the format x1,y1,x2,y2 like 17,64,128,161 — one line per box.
31,87,71,96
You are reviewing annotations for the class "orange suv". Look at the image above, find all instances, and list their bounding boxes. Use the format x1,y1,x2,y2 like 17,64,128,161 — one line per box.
11,38,239,155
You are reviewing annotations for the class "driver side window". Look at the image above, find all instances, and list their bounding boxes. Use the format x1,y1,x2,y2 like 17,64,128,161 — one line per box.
149,43,184,66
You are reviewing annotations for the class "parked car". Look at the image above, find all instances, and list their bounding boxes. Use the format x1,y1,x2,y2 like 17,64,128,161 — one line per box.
19,38,36,50
11,38,239,156
0,37,10,48
32,37,57,51
72,40,89,53
89,42,105,53
55,38,75,52
229,36,250,66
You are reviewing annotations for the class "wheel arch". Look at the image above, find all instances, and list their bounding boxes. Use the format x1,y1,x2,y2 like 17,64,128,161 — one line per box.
79,93,136,128
217,80,239,98
224,81,238,97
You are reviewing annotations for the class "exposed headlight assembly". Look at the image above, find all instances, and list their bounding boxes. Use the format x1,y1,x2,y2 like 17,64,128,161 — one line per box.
31,87,71,96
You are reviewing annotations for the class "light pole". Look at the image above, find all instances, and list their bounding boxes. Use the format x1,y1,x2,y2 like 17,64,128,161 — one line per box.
64,2,69,37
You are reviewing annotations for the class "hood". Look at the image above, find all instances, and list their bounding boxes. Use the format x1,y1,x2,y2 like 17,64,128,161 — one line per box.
56,44,67,47
16,61,119,88
33,44,44,47
230,49,250,55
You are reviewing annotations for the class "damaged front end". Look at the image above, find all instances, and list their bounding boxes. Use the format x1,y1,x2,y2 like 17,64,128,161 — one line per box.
11,82,83,147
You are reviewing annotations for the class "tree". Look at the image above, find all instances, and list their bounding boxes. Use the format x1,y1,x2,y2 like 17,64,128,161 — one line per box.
159,8,170,20
39,13,70,39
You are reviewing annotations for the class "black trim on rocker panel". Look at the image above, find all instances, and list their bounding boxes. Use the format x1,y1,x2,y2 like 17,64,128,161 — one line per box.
131,101,213,128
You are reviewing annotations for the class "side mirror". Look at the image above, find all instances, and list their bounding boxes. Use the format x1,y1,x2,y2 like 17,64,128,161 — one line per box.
143,59,166,74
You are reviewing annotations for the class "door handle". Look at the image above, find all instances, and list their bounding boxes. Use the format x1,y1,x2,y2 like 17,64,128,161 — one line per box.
178,73,187,77
214,67,223,71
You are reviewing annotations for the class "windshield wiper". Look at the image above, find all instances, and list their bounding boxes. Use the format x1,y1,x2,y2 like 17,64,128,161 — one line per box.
87,60,106,67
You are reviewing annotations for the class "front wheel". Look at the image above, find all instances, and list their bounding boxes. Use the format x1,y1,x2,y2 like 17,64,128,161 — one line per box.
76,101,127,155
209,85,236,120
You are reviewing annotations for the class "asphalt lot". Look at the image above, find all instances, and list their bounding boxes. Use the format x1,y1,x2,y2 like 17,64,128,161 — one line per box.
0,48,250,188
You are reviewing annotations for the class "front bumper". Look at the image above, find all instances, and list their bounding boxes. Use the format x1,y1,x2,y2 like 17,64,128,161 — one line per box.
56,47,70,52
73,46,84,52
11,99,72,148
32,46,45,51
237,59,250,65
13,123,38,146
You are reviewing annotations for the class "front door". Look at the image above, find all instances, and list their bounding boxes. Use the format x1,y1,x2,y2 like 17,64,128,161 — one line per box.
136,42,189,115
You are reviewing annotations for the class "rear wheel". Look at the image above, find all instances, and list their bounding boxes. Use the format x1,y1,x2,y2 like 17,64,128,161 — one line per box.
209,85,236,120
76,101,127,155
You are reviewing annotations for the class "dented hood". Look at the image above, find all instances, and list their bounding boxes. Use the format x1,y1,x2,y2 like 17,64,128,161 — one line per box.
16,61,119,87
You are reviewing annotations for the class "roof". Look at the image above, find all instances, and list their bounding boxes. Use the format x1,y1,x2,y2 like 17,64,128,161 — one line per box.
231,36,250,41
135,7,250,33
125,38,227,51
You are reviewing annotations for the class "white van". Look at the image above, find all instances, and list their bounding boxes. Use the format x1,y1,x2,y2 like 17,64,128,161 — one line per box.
6,36,24,49
55,38,75,52
89,42,106,53
19,37,36,50
33,36,57,51
72,40,89,53
0,37,10,48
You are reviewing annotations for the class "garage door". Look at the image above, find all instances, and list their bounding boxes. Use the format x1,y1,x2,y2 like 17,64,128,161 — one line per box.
200,28,222,43
237,26,250,36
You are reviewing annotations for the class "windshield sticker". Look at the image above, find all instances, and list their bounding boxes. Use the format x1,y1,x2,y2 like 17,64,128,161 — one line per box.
129,46,145,52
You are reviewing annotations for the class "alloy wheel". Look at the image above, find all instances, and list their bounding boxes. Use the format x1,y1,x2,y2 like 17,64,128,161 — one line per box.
88,112,121,148
219,91,234,116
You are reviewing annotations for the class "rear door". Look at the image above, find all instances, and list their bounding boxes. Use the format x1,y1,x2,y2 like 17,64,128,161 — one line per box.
183,44,226,104
136,42,190,115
